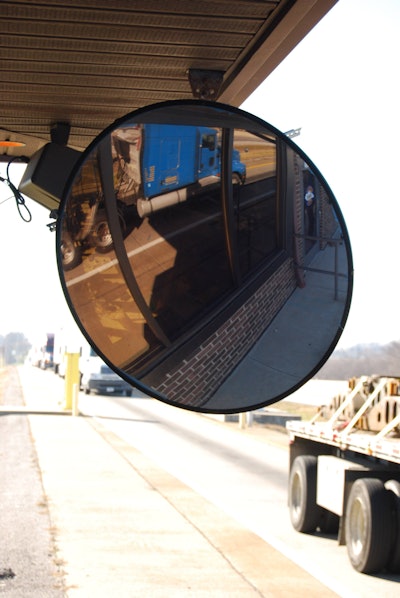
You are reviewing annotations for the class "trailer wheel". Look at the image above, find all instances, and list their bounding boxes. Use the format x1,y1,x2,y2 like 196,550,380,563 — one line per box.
384,480,400,572
345,478,392,573
289,455,322,533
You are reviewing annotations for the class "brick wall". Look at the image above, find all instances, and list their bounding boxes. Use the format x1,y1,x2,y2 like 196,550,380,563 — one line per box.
154,257,296,408
293,151,306,286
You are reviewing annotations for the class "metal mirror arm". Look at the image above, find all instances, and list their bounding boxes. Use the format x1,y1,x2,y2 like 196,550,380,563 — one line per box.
97,137,170,347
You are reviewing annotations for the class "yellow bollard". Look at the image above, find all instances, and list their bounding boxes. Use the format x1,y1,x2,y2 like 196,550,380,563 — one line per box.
72,383,79,417
64,352,80,411
239,412,247,429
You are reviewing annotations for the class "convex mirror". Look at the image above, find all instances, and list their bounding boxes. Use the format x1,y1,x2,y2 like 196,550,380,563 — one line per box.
56,100,353,413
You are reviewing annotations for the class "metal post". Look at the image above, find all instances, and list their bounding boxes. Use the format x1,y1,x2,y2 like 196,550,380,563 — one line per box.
239,412,247,429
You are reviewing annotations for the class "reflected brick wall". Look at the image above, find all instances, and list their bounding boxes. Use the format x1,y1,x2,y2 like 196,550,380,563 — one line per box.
154,257,296,407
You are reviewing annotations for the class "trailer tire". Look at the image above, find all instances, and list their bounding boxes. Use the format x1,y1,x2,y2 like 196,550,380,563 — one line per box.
289,455,322,533
345,478,392,573
384,479,400,572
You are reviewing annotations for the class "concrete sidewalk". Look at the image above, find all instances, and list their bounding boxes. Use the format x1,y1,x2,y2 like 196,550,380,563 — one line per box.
10,366,337,597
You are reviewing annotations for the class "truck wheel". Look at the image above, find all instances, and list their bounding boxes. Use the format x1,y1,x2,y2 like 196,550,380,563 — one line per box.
93,209,126,253
384,479,400,572
232,173,241,185
345,478,392,573
289,455,322,533
93,218,113,252
61,231,82,270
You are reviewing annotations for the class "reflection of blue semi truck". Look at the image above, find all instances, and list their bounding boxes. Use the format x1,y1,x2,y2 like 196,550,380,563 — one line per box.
136,124,246,217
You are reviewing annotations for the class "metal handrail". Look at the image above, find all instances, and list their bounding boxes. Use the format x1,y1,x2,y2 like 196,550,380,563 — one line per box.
293,233,346,300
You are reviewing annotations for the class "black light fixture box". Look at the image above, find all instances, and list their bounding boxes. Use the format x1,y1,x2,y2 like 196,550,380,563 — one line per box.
18,143,81,210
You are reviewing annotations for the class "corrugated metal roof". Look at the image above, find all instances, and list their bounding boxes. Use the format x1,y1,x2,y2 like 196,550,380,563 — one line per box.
0,0,337,156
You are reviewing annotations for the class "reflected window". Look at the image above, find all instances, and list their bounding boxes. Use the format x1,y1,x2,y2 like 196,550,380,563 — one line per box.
126,127,279,341
130,193,233,340
61,124,281,355
201,133,216,151
233,131,277,277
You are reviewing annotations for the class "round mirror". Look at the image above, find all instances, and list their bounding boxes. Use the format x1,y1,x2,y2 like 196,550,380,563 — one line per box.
56,100,353,413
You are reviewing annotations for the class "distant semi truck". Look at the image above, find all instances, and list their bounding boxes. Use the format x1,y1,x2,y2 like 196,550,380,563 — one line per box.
29,332,54,369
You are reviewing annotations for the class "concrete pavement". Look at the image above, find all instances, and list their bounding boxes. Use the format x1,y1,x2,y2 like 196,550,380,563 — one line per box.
2,366,338,597
0,367,64,597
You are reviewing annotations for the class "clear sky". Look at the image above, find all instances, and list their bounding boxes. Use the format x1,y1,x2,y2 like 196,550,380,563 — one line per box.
242,0,400,349
0,183,72,343
1,0,399,350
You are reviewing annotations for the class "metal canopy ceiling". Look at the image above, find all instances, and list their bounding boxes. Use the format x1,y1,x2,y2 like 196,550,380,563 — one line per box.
0,0,337,157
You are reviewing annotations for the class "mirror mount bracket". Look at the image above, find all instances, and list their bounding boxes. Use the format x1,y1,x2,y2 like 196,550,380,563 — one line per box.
187,69,224,100
50,121,71,146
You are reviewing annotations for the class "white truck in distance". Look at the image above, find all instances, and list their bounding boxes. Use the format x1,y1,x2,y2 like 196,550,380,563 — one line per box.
287,375,400,574
79,343,133,396
53,326,133,396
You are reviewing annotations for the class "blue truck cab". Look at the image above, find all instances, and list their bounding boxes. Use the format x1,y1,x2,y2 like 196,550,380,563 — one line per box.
140,124,246,200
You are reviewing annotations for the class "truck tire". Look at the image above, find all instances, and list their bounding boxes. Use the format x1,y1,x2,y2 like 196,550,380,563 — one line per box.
61,231,82,270
289,455,322,533
232,173,241,185
345,478,392,573
93,217,113,252
384,479,400,572
93,208,126,253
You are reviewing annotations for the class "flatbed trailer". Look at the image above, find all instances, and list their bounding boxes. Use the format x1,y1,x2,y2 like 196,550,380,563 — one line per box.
286,375,400,574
